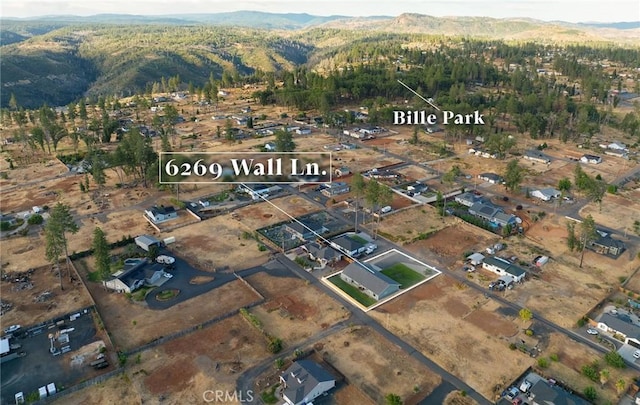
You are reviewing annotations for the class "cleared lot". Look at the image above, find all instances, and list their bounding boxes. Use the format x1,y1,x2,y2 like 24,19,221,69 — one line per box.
371,275,532,401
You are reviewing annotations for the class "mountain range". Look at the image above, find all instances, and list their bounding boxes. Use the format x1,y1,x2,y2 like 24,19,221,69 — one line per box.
1,11,639,108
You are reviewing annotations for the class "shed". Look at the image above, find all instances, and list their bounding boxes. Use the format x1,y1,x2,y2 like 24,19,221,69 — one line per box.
467,253,485,266
135,235,161,252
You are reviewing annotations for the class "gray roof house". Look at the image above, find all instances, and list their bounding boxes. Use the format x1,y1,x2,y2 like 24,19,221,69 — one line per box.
285,220,328,241
340,262,400,301
321,182,350,197
468,202,502,222
455,192,486,207
280,360,336,405
103,260,166,294
482,256,526,282
529,378,590,405
597,313,640,346
302,242,342,265
478,172,504,184
589,236,625,257
524,150,551,164
331,235,366,256
493,212,517,227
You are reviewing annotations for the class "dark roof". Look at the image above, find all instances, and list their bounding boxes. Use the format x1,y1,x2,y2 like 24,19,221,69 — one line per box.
149,205,175,215
332,235,365,252
304,242,340,261
469,202,502,219
342,262,400,297
281,360,335,405
592,236,625,250
600,313,640,338
524,150,551,161
529,379,590,405
479,172,503,181
456,192,484,203
582,154,601,160
484,256,526,277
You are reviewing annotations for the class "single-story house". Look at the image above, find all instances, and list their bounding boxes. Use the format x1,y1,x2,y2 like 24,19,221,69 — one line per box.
523,150,551,164
340,143,357,150
478,173,504,184
606,142,627,151
302,243,342,266
321,182,350,197
295,127,312,135
340,262,401,301
367,169,398,179
467,253,485,266
482,256,526,282
280,360,336,405
493,211,518,227
597,313,640,347
135,235,162,252
330,235,366,256
580,154,602,164
264,142,276,151
335,167,351,177
407,182,428,195
285,220,328,241
455,192,485,207
589,236,626,257
529,378,591,405
468,201,502,222
239,184,282,200
145,205,178,223
531,188,561,201
217,90,229,97
604,149,628,159
103,260,166,293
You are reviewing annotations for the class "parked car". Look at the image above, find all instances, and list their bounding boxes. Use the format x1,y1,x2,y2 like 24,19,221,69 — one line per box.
586,328,598,335
633,350,640,359
505,386,520,400
519,379,532,393
4,325,21,334
163,273,173,279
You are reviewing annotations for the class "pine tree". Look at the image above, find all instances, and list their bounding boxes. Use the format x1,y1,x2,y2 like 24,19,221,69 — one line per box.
92,227,111,280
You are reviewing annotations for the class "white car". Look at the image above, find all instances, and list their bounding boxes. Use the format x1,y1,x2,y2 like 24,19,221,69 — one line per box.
4,324,21,334
633,350,640,359
586,328,598,335
163,273,173,279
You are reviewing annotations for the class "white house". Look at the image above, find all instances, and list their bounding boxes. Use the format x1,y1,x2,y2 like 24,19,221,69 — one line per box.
607,142,627,151
103,260,167,293
597,313,640,347
531,188,561,201
580,154,602,164
295,127,312,135
280,360,336,405
144,206,178,223
478,173,504,184
482,257,526,283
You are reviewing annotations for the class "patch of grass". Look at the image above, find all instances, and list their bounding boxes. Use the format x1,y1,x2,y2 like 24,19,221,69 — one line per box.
329,275,376,307
88,271,101,282
261,384,279,404
156,289,178,300
381,263,426,289
131,286,152,301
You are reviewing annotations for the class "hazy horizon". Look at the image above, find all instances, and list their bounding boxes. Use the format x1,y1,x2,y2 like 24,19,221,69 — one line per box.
1,1,639,23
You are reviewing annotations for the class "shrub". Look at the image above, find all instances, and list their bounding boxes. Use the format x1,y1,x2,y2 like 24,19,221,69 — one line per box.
27,214,44,225
268,337,283,354
537,357,549,368
525,329,534,336
509,343,517,350
550,353,559,362
605,350,626,368
583,386,597,401
581,363,599,382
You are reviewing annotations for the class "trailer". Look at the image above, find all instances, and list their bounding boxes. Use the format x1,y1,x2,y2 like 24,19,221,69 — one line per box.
46,383,57,395
38,387,47,399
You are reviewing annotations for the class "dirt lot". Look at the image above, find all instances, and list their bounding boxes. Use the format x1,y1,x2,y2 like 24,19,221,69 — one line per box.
403,220,500,268
235,195,324,230
376,205,454,245
396,164,438,182
542,332,638,404
76,256,262,351
0,263,94,327
321,326,442,403
246,272,349,345
58,314,270,405
580,193,640,233
371,275,532,401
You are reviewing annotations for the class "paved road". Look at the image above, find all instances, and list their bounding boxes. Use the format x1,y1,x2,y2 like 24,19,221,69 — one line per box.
271,253,492,405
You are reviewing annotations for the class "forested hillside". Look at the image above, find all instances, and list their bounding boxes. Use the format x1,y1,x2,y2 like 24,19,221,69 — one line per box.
1,12,638,108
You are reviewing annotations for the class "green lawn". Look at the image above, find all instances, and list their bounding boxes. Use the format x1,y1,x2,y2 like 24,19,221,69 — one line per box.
381,263,426,289
328,275,376,307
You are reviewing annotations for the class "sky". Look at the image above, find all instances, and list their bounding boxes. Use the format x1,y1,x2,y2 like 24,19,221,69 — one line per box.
1,0,639,22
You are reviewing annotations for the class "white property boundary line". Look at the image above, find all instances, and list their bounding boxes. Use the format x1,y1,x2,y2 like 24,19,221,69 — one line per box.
322,248,442,313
